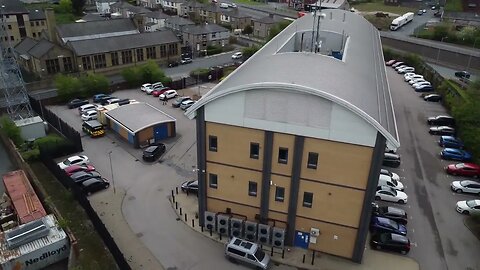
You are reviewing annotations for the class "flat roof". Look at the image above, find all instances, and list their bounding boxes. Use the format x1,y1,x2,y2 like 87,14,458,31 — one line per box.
187,10,399,148
105,103,176,134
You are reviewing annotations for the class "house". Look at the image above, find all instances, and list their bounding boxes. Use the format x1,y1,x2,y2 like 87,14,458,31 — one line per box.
96,0,118,15
139,0,159,9
15,37,74,77
185,9,399,263
165,16,195,33
199,3,223,24
220,8,252,31
67,30,181,74
181,23,229,54
252,14,282,38
144,11,170,31
110,1,150,18
180,0,204,20
161,0,185,15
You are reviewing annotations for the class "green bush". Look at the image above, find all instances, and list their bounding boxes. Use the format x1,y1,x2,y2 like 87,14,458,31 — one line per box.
21,148,40,161
242,45,261,59
80,73,109,96
267,20,292,41
55,73,110,101
190,68,210,77
206,45,223,56
121,60,171,87
243,25,253,35
0,115,23,146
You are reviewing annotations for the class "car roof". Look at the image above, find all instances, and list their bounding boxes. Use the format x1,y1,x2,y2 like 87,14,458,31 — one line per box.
390,233,409,243
463,163,480,169
385,206,405,216
461,180,480,185
82,177,105,185
145,145,158,152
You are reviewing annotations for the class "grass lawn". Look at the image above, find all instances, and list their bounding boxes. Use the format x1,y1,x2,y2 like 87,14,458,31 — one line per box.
364,15,392,31
353,0,415,14
444,0,463,12
30,162,118,270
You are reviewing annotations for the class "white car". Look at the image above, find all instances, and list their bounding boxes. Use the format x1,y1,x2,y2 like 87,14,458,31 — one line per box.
409,78,427,85
159,90,178,100
81,110,98,121
403,73,416,81
405,74,423,82
180,100,195,110
57,155,89,169
456,199,480,215
398,67,415,74
228,3,237,7
394,65,408,71
141,83,152,92
378,174,404,191
232,52,243,59
412,81,431,88
451,180,480,195
375,186,408,204
380,169,400,181
78,104,97,115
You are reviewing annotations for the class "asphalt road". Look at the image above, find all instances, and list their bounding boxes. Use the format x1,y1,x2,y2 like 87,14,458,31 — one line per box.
386,67,480,270
386,8,438,37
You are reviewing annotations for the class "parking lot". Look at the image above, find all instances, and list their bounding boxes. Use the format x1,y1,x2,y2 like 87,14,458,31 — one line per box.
385,67,480,270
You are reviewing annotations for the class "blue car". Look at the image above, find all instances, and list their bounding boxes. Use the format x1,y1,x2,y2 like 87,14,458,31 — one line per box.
441,148,472,161
93,94,111,103
370,216,407,236
439,136,464,149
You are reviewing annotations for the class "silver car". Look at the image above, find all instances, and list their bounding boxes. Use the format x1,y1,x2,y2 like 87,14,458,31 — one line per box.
451,180,480,195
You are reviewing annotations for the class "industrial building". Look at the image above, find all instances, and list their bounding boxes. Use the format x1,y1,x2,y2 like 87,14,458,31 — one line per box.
105,102,176,148
186,10,399,262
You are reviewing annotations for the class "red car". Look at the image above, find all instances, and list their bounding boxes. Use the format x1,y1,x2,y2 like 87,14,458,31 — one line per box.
152,87,170,97
445,163,480,177
64,164,96,176
385,60,397,66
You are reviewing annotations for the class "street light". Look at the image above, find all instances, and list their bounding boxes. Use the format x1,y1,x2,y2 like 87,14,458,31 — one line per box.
108,150,116,194
436,36,448,63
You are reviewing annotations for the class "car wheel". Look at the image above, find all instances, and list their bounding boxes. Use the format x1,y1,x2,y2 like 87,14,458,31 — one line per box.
455,189,462,193
87,191,92,196
228,257,236,263
398,199,405,204
376,245,382,250
375,196,381,200
105,184,110,189
400,250,408,255
462,210,469,215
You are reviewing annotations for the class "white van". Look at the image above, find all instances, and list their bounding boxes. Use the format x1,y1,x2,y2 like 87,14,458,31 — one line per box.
220,2,229,8
378,174,404,191
78,104,97,115
225,237,270,269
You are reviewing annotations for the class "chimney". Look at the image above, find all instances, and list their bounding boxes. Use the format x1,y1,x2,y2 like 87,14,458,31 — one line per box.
45,8,57,43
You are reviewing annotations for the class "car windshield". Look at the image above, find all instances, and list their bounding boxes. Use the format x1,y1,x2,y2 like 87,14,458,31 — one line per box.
455,163,465,169
391,179,398,186
145,147,156,153
466,200,479,208
254,248,265,261
385,218,399,229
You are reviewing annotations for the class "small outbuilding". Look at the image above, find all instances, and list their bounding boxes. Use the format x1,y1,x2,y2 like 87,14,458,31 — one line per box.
105,103,176,148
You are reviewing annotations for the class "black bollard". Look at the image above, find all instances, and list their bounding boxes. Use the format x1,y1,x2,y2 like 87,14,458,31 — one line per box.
271,247,273,257
201,225,204,232
184,213,187,222
176,187,178,194
186,189,189,196
192,219,195,227
282,249,285,259
171,189,174,197
209,227,213,236
219,233,222,241
175,201,178,209
172,194,175,203
180,207,182,215
302,254,306,263
311,250,315,265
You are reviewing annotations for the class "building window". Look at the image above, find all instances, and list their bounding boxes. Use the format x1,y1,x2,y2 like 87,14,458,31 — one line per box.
248,181,257,197
303,192,313,208
81,56,92,70
41,21,45,26
30,22,34,27
146,47,156,59
93,54,106,69
278,148,288,164
307,152,318,169
32,32,36,38
211,32,216,38
45,59,60,74
63,57,73,72
37,32,41,37
35,21,39,26
109,52,118,66
250,143,259,159
208,135,217,152
160,45,167,58
136,48,144,62
275,187,285,202
209,173,218,188
121,50,132,64
7,25,11,29
168,43,177,56
10,36,14,41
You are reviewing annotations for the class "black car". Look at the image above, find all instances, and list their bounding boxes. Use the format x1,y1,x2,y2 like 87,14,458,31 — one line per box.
455,71,470,79
181,180,198,193
81,178,110,195
70,171,102,184
142,144,166,161
100,97,119,105
372,202,408,225
370,233,410,255
117,98,131,106
424,94,442,102
168,61,179,68
427,115,455,126
93,94,111,103
429,126,455,136
98,96,116,105
172,96,192,108
383,153,401,168
67,99,89,109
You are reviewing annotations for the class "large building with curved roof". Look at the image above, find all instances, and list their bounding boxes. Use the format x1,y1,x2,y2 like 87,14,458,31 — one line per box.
186,9,399,262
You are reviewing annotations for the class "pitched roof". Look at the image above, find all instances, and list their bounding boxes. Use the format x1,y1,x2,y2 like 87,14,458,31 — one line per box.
224,8,250,18
56,18,139,41
81,13,106,22
68,30,180,56
14,37,37,55
14,38,61,59
254,14,281,24
165,16,195,26
145,11,170,19
183,0,204,8
202,3,222,12
182,23,228,34
28,9,46,20
0,0,28,15
110,1,149,13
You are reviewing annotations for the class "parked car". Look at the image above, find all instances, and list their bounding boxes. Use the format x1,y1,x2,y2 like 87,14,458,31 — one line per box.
228,2,237,7
380,169,400,181
180,100,196,110
445,163,480,177
64,164,96,176
372,202,408,225
394,65,408,72
412,81,431,88
70,171,102,184
93,94,111,103
78,104,98,115
81,110,98,121
142,144,166,161
391,61,404,68
417,9,423,15
424,94,442,102
378,174,404,191
397,67,415,74
455,71,470,79
181,57,192,64
232,52,243,59
385,60,397,66
168,61,179,68
429,126,455,136
409,77,427,85
383,153,401,168
181,180,198,193
375,186,408,204
96,95,114,104
370,216,407,236
451,180,480,195
57,155,89,169
427,115,455,126
100,97,119,105
67,99,89,109
172,96,192,108
441,148,472,161
81,177,110,195
152,87,170,97
456,199,480,215
439,136,463,149
414,85,434,92
159,90,178,100
370,233,410,254
405,74,423,82
117,98,131,106
141,83,152,92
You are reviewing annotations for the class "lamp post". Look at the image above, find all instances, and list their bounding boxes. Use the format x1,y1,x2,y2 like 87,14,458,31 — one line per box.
436,36,448,63
108,150,116,194
466,37,479,72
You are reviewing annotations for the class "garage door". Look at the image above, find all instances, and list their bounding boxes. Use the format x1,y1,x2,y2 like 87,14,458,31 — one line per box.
154,124,168,140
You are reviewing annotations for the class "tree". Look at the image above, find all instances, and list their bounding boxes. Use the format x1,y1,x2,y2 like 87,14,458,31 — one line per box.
80,73,110,96
242,45,260,59
432,24,449,41
267,21,292,41
55,74,82,102
71,0,86,16
0,115,22,146
122,61,171,87
243,25,253,35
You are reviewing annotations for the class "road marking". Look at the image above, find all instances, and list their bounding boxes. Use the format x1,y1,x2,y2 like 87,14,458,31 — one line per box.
412,229,414,233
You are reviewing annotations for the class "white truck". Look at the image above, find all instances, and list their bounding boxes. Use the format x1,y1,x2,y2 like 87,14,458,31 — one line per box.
390,12,414,31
